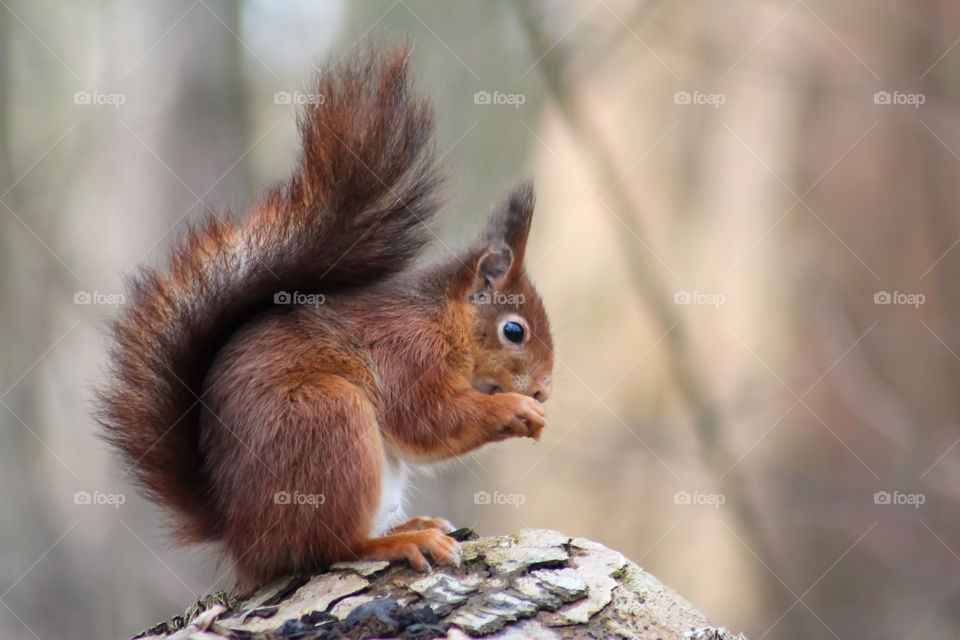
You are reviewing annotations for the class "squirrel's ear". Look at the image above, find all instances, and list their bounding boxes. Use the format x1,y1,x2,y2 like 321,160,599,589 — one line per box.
449,245,514,301
483,180,534,271
475,246,514,288
451,181,535,299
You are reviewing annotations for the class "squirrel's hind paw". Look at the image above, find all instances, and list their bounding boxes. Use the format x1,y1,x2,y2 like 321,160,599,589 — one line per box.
387,516,456,534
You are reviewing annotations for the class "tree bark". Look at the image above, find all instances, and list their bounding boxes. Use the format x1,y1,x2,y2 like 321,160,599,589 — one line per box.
132,529,746,640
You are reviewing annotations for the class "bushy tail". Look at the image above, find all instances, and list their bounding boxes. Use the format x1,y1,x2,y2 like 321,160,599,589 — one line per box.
97,44,442,542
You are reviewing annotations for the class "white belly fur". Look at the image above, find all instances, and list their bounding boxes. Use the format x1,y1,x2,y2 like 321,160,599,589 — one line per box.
370,450,410,536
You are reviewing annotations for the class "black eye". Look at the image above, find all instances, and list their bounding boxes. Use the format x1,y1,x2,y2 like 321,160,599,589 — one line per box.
502,321,525,344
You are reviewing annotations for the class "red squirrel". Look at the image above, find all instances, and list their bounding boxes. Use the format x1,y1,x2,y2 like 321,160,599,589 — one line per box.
97,44,553,590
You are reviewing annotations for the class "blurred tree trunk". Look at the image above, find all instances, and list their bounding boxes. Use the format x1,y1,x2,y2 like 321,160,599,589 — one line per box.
0,2,76,636
100,2,255,636
0,2,255,639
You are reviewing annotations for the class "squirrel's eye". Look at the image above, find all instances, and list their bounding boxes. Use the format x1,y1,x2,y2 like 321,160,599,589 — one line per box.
502,321,525,344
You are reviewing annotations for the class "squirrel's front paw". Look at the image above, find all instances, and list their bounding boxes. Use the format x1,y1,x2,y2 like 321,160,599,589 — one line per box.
490,392,546,441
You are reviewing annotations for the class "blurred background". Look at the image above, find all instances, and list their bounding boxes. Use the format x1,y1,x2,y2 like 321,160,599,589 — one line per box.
2,0,958,638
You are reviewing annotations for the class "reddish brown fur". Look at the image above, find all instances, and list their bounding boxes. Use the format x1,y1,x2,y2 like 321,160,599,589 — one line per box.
97,44,553,590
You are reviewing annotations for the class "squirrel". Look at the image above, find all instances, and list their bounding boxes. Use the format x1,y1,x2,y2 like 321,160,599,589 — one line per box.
97,44,553,590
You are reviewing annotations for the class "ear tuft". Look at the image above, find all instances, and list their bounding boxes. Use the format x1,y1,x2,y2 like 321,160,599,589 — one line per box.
484,180,535,266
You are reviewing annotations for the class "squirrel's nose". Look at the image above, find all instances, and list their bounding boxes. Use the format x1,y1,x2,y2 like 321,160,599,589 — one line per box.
531,377,552,403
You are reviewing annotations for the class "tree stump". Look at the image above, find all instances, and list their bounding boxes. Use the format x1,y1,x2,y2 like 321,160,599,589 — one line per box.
134,529,746,640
